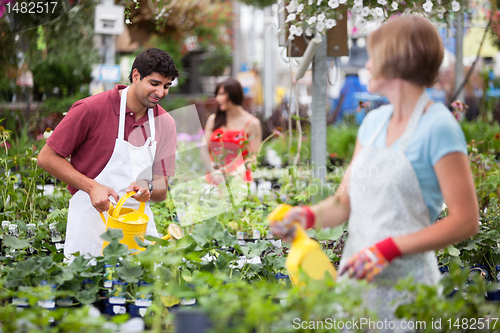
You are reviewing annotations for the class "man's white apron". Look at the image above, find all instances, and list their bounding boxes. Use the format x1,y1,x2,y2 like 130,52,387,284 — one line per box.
65,86,159,259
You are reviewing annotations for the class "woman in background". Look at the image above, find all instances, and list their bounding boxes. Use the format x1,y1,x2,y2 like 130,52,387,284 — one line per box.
204,78,262,185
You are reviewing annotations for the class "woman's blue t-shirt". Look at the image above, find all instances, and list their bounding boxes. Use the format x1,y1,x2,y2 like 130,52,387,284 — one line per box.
357,103,467,222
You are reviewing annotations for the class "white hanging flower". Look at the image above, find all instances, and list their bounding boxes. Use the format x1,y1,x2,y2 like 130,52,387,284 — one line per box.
317,0,323,5
125,19,131,24
316,21,326,33
328,0,339,8
317,13,326,22
354,0,363,6
286,0,298,13
378,0,387,5
451,0,460,11
308,16,317,25
339,0,347,4
325,18,337,29
423,0,433,12
361,6,370,17
295,26,304,36
297,3,304,12
357,17,367,27
374,7,384,16
391,1,398,10
286,13,297,22
305,27,313,36
352,5,362,14
289,24,298,36
308,0,313,4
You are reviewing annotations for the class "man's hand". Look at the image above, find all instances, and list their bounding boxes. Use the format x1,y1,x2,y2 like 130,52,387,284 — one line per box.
127,180,150,202
88,183,119,213
338,238,402,282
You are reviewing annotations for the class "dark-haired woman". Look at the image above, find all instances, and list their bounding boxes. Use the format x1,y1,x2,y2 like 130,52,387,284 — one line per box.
204,78,262,185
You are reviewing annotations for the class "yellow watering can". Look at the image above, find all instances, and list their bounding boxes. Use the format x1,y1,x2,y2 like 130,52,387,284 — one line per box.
100,191,149,254
100,192,185,254
267,204,337,285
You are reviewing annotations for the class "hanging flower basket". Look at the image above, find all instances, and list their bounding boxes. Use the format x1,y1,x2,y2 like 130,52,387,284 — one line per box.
281,0,465,42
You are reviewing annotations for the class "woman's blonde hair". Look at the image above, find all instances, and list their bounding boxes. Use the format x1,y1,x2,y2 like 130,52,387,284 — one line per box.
367,15,444,88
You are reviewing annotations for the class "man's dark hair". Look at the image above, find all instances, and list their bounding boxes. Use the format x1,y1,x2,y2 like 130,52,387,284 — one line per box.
128,48,179,83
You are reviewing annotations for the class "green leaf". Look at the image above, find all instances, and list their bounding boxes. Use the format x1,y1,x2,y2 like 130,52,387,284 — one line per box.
117,264,143,283
102,239,129,257
241,240,270,258
446,245,461,257
215,254,228,271
100,228,124,242
76,289,97,305
3,235,30,249
315,227,344,241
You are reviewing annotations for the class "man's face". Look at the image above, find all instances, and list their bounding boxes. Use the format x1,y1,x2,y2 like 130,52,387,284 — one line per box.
132,69,173,109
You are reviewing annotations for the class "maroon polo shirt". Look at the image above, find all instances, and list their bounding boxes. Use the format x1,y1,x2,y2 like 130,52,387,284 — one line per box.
47,84,177,195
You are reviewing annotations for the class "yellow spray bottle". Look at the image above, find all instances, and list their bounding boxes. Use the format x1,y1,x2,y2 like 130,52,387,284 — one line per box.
267,204,337,285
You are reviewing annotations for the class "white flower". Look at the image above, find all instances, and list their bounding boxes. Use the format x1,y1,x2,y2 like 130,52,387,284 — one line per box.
289,24,298,36
325,18,337,28
328,0,339,8
317,0,323,4
378,0,387,5
316,21,326,32
391,1,398,10
297,3,304,12
286,0,298,13
308,0,313,4
374,7,384,16
286,13,297,22
354,0,363,6
438,13,444,19
308,16,317,24
357,17,367,27
351,5,362,14
43,128,53,140
305,27,313,36
317,13,326,22
125,19,131,24
339,0,347,4
451,0,460,11
288,35,295,40
295,26,304,36
362,6,370,16
423,0,433,12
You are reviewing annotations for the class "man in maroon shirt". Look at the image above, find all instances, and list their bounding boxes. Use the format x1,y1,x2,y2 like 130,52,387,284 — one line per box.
37,48,178,258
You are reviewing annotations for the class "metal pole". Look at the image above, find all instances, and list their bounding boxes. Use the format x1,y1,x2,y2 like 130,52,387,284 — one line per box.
454,11,465,103
263,6,274,120
311,37,328,187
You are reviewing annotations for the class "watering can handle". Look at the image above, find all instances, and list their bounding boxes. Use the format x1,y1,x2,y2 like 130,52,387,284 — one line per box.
112,191,146,219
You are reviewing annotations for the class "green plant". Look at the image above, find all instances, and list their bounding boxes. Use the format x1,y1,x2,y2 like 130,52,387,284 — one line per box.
197,45,233,77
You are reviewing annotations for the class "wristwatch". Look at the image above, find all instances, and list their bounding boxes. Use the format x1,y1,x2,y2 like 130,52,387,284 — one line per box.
145,179,153,195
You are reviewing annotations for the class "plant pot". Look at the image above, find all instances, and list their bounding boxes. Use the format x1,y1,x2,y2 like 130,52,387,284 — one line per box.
174,308,212,333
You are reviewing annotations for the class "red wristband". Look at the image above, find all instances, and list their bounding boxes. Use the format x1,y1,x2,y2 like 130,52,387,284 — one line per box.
302,206,316,229
375,237,402,262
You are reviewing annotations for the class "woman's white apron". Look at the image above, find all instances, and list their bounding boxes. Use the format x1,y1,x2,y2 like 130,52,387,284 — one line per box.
339,92,441,332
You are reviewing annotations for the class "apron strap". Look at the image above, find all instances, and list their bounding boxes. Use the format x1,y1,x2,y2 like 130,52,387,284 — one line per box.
366,91,429,151
119,86,156,144
118,86,129,140
397,91,429,153
147,108,156,143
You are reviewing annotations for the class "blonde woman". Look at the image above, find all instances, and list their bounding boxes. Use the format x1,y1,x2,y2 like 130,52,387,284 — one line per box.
271,15,478,328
